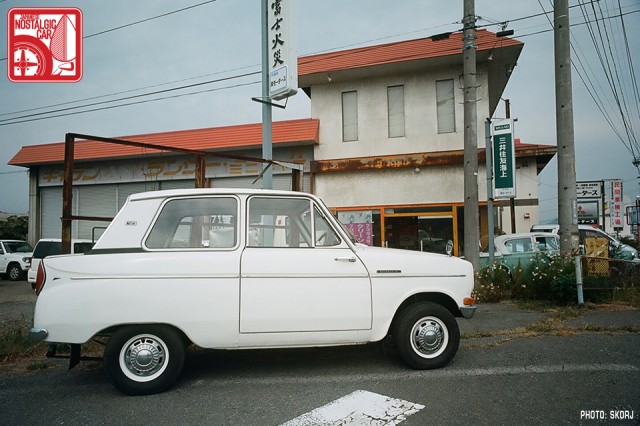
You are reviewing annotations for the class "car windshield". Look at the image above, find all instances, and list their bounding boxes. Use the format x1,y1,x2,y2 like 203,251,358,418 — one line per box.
4,241,33,253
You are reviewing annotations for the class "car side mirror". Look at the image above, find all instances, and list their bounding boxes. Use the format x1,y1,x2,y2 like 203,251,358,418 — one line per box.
446,240,453,257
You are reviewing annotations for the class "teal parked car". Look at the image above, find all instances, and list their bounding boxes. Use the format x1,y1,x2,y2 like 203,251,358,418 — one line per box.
479,232,560,276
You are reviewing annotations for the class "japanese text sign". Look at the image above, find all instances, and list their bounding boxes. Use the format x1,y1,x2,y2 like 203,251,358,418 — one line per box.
491,119,516,199
267,0,297,100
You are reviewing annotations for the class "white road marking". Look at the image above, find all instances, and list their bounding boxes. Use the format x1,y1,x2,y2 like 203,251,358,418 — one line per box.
193,363,639,387
281,390,424,426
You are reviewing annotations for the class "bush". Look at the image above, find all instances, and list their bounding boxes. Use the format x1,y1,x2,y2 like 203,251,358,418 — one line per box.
476,253,577,305
473,263,511,303
0,215,28,240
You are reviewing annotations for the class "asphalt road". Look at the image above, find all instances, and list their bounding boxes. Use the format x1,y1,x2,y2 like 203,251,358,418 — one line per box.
1,279,639,425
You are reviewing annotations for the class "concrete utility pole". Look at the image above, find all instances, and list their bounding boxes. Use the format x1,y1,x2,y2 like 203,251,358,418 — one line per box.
554,0,579,253
261,0,273,189
463,0,480,269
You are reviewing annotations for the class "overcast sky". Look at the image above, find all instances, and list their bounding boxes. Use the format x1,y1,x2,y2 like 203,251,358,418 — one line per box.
1,0,639,225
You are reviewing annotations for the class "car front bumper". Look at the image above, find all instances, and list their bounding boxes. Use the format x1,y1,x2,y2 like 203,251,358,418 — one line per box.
460,305,477,319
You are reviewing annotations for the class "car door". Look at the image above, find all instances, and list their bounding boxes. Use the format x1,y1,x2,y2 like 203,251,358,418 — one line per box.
502,236,536,270
240,196,372,337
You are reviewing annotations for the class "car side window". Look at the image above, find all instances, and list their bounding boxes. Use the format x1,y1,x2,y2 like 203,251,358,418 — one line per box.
314,207,341,247
247,197,341,248
504,238,532,254
535,236,558,251
145,197,238,249
247,197,313,248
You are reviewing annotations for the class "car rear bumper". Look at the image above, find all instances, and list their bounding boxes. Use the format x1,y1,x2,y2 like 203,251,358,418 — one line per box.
29,328,48,343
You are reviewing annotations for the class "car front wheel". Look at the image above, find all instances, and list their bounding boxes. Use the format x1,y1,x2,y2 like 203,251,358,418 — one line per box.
104,325,185,395
7,263,23,281
393,302,460,369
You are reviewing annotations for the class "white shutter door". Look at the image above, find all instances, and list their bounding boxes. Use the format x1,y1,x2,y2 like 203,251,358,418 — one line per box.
77,185,117,240
40,187,63,238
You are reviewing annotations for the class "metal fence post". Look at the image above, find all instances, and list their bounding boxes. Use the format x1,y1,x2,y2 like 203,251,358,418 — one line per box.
575,255,584,306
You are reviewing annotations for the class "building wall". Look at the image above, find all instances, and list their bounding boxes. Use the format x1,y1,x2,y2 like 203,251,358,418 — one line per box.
306,57,548,244
310,63,491,161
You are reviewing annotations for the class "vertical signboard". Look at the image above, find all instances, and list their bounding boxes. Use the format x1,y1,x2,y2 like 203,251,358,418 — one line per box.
609,180,623,229
491,119,516,199
268,0,297,100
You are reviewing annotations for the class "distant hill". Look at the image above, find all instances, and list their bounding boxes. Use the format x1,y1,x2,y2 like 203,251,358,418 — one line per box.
0,211,27,220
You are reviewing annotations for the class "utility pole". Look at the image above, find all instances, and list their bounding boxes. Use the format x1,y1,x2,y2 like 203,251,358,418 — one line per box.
554,0,579,253
261,0,273,189
463,0,480,269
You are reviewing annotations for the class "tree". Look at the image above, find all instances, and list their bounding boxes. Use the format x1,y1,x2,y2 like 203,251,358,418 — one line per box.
0,215,29,240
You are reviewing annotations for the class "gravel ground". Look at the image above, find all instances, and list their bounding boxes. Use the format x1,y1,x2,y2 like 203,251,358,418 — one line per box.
0,279,36,330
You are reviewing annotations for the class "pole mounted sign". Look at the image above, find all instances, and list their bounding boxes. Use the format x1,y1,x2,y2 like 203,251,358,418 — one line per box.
267,0,297,101
491,118,516,199
609,180,623,229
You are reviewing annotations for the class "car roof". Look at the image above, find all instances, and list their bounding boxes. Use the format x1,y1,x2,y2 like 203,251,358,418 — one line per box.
494,232,558,242
127,188,316,202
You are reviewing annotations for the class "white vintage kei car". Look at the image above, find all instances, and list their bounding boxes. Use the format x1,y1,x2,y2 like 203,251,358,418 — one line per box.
30,188,476,395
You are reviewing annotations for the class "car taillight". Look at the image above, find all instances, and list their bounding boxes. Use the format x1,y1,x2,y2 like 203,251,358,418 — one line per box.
35,261,46,295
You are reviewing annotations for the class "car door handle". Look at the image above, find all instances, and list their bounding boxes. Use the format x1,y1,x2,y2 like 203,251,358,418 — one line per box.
335,256,356,262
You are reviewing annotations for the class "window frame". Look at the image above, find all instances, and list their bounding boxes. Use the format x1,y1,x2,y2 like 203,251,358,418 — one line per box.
341,90,358,142
143,195,240,251
246,196,342,249
435,78,456,134
387,84,405,138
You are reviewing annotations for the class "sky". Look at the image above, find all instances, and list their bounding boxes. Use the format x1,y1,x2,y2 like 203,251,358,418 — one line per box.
1,0,639,226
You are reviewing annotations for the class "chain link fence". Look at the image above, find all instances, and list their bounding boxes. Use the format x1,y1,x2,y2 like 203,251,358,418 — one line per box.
580,256,639,291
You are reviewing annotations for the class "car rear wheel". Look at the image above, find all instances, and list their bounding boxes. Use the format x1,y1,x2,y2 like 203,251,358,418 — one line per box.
104,325,185,395
393,302,460,369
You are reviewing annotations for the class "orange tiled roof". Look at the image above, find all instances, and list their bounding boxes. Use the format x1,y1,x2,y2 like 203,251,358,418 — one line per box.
299,29,522,76
9,118,319,166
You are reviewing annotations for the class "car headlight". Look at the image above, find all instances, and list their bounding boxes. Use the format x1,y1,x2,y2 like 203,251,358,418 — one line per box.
23,256,30,265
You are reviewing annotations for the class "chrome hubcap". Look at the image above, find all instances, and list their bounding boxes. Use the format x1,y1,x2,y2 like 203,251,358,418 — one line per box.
122,336,166,378
410,317,447,358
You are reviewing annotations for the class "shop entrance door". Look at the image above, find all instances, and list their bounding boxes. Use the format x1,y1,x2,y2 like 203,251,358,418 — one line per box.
385,215,454,254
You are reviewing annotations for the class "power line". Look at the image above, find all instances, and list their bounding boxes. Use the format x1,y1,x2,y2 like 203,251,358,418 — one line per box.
0,0,219,62
0,71,260,125
0,80,261,127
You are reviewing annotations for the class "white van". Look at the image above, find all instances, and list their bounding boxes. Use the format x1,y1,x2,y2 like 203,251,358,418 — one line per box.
530,224,639,261
27,239,94,287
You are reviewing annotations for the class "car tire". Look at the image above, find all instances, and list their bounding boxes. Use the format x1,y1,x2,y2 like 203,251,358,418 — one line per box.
7,263,24,281
393,302,460,370
104,325,185,396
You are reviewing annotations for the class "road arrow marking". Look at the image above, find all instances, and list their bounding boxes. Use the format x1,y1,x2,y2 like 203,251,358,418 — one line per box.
281,390,424,425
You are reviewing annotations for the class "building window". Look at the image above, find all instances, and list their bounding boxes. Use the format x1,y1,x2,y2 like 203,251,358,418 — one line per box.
342,91,358,141
387,85,405,138
436,79,455,133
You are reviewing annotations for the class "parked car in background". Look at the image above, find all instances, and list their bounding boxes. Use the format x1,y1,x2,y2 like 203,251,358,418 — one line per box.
30,188,476,395
530,224,639,262
479,232,560,276
27,239,95,288
0,239,33,281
